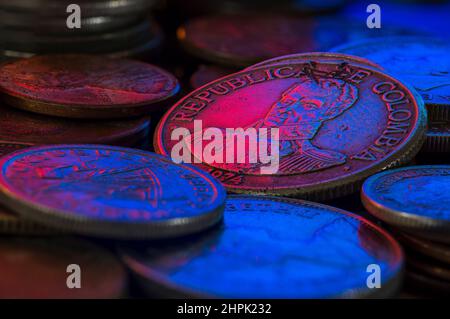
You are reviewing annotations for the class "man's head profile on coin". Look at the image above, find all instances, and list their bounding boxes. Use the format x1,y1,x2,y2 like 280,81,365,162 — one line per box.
258,77,358,174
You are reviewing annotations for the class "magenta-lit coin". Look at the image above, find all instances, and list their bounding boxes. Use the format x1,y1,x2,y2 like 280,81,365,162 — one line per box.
155,60,426,200
0,145,226,239
0,55,180,118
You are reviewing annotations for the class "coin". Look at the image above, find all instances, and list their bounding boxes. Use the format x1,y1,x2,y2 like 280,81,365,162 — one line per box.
362,165,450,244
421,120,450,153
245,52,384,71
332,37,450,121
0,206,59,235
0,20,155,55
0,55,180,118
0,237,127,298
0,145,226,239
396,232,450,265
0,104,150,149
118,195,404,298
155,60,426,200
190,65,234,89
0,9,140,34
178,14,418,67
0,0,158,16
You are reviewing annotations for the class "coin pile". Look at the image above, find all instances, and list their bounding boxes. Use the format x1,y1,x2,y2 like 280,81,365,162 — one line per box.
0,0,162,60
362,166,450,296
0,0,449,299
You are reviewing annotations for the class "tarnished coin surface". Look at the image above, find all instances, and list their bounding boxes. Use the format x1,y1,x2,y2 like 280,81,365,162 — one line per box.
155,60,426,200
333,37,450,120
0,237,127,298
362,165,450,244
0,104,150,149
0,145,226,239
0,55,180,118
119,195,403,298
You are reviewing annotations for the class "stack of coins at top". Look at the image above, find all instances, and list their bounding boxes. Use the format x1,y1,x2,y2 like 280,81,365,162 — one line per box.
0,0,163,60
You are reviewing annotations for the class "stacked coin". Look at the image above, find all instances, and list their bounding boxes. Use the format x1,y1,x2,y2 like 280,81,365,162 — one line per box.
361,165,450,296
332,37,450,154
0,0,162,60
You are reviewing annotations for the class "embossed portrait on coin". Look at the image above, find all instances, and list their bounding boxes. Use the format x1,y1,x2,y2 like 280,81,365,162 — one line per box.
191,77,358,175
257,77,358,174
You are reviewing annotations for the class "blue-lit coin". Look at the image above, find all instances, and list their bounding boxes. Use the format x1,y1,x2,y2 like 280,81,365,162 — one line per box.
0,145,226,239
118,195,403,298
362,165,450,244
332,37,450,120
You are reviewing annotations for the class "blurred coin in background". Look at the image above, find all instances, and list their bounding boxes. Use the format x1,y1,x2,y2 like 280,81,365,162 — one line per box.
189,64,234,89
178,14,421,67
